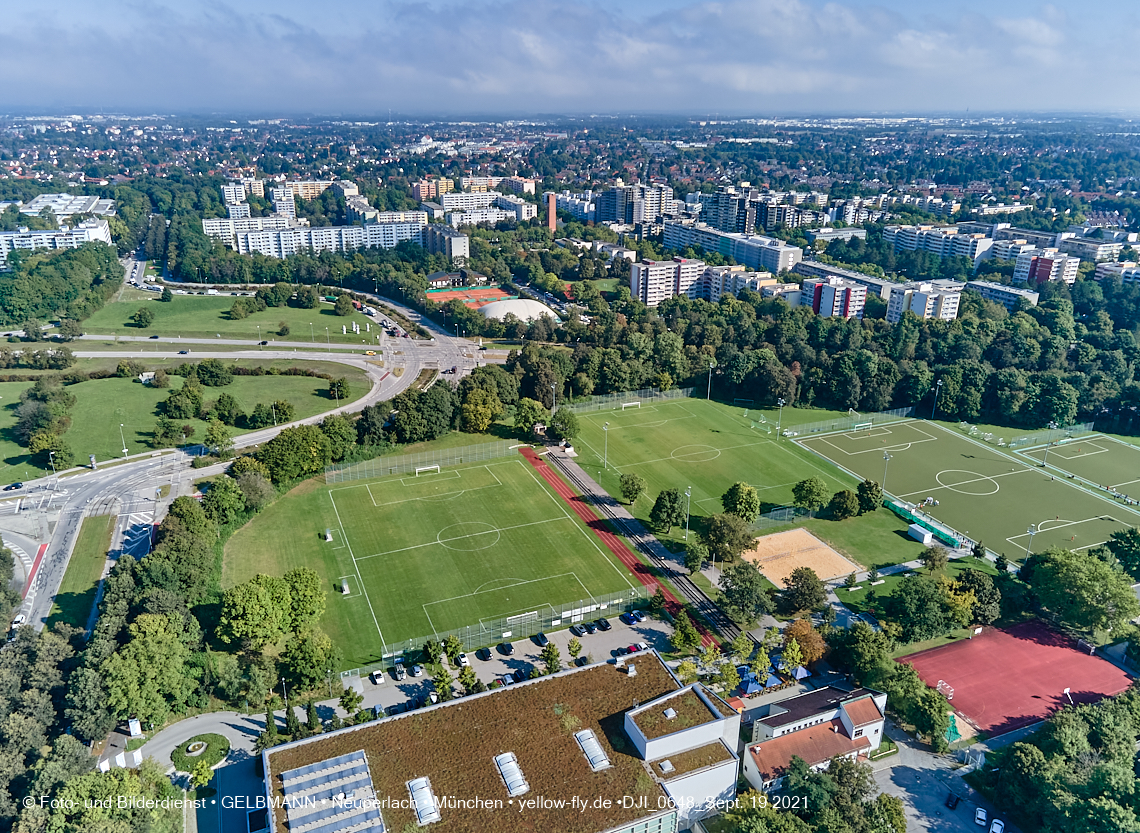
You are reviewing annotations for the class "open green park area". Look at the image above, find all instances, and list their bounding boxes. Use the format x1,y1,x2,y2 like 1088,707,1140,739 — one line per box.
800,420,1140,562
46,515,114,630
0,359,368,477
224,456,637,668
572,398,928,570
82,295,383,346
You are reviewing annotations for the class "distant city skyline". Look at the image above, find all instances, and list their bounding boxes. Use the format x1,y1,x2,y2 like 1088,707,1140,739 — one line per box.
2,1,1138,115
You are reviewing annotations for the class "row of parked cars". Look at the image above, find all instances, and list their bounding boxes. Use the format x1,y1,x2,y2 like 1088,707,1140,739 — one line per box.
945,793,1003,832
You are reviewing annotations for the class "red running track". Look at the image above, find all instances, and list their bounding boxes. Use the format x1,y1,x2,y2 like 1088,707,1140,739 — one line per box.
521,448,716,647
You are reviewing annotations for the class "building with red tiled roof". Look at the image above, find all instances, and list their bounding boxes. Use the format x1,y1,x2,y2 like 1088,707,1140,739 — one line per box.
743,686,886,791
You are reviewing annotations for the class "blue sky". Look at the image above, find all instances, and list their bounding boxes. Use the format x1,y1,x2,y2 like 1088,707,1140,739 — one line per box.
2,1,1138,115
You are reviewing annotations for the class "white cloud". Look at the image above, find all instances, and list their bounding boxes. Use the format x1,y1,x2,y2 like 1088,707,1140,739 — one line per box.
0,0,1134,113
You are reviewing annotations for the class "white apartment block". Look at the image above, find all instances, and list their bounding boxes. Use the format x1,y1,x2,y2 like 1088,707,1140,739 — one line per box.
1059,236,1123,262
973,202,1032,216
663,221,803,274
762,283,803,305
548,190,596,222
885,281,963,323
270,187,296,219
0,219,113,267
801,276,867,319
445,194,536,226
968,280,1040,310
990,238,1037,261
202,216,306,247
222,183,247,205
1095,261,1139,282
459,176,504,192
332,180,359,198
502,176,537,195
240,177,264,198
234,222,426,259
227,203,251,220
882,224,993,266
630,258,707,307
422,224,471,261
20,193,116,220
283,180,334,200
1013,248,1080,285
446,208,515,227
689,265,777,303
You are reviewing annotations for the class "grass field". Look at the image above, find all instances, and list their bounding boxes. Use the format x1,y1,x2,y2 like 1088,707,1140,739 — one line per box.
224,457,637,668
82,295,383,346
572,398,927,569
46,515,114,629
0,360,368,475
1021,435,1140,500
800,420,1140,560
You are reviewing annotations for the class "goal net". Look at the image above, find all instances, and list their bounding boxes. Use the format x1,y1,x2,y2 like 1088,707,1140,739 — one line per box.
936,680,955,700
415,465,441,476
621,401,641,410
851,422,873,432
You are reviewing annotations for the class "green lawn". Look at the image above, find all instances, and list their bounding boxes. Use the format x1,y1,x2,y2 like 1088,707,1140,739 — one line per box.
573,398,922,569
800,420,1140,560
224,456,637,668
837,558,1000,617
81,295,384,346
46,515,114,630
1020,435,1140,500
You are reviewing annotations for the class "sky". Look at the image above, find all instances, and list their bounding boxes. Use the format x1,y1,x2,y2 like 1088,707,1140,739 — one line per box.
2,0,1139,116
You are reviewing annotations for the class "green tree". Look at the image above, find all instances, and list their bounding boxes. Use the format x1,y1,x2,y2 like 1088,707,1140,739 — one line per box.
781,637,804,671
285,704,302,737
619,472,647,505
1105,527,1140,581
458,665,480,695
328,377,350,402
955,568,1002,625
202,476,244,525
684,541,707,575
671,609,702,654
319,414,357,462
729,631,754,664
306,700,320,734
828,489,860,520
792,477,829,517
257,424,332,482
721,481,761,522
649,488,686,533
132,307,155,328
705,512,754,563
856,479,883,513
920,545,949,574
278,321,290,336
540,642,562,675
334,295,355,316
676,660,699,684
1028,547,1140,634
190,758,213,790
717,662,741,693
284,567,326,633
785,618,826,666
513,397,547,436
460,388,502,433
443,634,462,662
886,574,953,643
160,286,173,302
218,575,289,649
197,359,233,386
719,560,772,625
237,470,275,511
102,613,191,726
781,567,827,614
549,407,579,441
284,628,338,691
647,587,667,616
204,419,234,460
339,684,363,716
433,663,454,702
567,637,582,660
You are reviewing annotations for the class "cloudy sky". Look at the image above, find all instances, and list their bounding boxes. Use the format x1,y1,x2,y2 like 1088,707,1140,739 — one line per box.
2,0,1137,116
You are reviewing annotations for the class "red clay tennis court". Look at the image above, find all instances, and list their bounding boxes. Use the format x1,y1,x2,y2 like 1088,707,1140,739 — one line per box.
899,621,1133,736
424,286,513,307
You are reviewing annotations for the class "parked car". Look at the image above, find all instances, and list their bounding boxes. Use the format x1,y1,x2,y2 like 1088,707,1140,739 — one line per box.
570,624,586,637
410,665,424,677
386,702,408,716
457,653,470,667
989,821,1004,833
974,808,987,826
11,614,26,627
475,647,492,661
583,622,597,635
626,642,649,654
619,612,638,625
575,656,589,667
534,632,549,647
393,662,407,681
490,678,506,689
511,669,527,683
427,691,440,705
945,794,960,810
497,642,515,656
595,618,611,631
630,610,646,622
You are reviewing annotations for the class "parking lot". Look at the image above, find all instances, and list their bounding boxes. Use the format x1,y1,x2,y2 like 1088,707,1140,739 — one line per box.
353,613,674,716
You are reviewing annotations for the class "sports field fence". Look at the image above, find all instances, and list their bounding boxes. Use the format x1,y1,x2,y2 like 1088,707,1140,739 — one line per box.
1007,421,1097,449
325,439,519,483
565,387,694,413
339,586,650,678
778,406,916,437
751,505,811,531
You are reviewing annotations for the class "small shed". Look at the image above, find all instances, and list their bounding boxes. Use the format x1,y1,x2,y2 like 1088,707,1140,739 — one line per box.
908,523,934,545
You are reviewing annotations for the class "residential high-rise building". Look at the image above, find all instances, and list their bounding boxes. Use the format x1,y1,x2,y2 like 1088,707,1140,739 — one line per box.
967,280,1040,310
1013,248,1080,285
227,203,251,220
270,187,296,219
0,219,114,268
801,276,867,319
221,183,247,205
412,178,454,202
596,182,678,224
663,221,803,274
423,224,471,263
282,180,334,201
630,258,707,306
885,281,963,323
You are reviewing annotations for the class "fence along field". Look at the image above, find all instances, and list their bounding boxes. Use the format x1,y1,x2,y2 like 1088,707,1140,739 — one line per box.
798,420,1140,562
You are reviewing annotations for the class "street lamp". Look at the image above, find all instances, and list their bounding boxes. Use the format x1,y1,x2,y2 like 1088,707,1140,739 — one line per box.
930,378,943,420
706,359,715,400
550,384,557,412
1025,524,1037,560
603,422,609,471
271,403,278,427
1040,421,1059,467
119,423,128,458
256,324,261,346
47,451,56,492
454,323,459,339
325,326,330,352
281,677,289,712
882,452,892,495
684,486,692,541
309,322,314,342
777,397,786,439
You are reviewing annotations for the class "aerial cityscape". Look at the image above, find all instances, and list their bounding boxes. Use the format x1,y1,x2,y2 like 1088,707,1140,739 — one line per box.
4,3,1140,833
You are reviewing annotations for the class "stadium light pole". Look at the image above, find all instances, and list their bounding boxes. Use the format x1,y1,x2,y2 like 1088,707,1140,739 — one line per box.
309,322,314,343
1040,421,1059,467
684,486,692,541
119,423,128,458
603,422,609,471
882,453,892,495
325,326,330,352
777,397,785,439
1025,524,1037,560
550,384,557,412
930,378,943,420
706,359,715,400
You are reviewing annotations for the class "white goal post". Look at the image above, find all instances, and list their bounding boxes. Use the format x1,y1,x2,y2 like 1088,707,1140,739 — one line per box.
620,401,641,410
851,422,874,432
936,680,955,700
415,465,441,476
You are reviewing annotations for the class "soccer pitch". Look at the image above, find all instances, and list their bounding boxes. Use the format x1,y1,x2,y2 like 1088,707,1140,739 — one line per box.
800,421,1140,560
1021,435,1140,501
223,457,636,667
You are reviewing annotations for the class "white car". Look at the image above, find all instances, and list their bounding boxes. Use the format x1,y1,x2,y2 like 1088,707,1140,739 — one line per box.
457,653,470,667
11,614,25,627
410,665,424,677
989,821,1004,833
974,808,987,826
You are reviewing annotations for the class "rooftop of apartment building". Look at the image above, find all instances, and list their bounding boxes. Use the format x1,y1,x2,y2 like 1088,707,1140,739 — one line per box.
263,652,696,833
